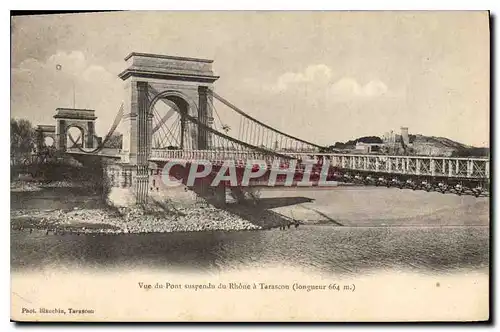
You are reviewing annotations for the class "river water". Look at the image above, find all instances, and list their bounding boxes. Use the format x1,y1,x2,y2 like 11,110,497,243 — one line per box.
11,187,489,276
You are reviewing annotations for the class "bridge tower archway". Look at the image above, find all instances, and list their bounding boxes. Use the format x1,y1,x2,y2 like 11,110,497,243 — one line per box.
35,125,56,152
119,52,219,164
148,90,215,152
117,52,219,203
53,108,98,151
65,125,85,149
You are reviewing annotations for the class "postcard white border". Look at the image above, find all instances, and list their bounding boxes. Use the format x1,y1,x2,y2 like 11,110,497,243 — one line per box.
3,1,498,331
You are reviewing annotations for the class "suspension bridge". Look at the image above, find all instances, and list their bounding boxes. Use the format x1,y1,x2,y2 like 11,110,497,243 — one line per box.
36,52,489,205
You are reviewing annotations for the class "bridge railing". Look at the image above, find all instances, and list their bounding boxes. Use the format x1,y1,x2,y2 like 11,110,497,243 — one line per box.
282,152,490,179
149,149,489,180
149,149,290,166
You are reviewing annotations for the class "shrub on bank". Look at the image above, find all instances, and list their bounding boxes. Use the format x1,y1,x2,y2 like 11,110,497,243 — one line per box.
11,154,106,193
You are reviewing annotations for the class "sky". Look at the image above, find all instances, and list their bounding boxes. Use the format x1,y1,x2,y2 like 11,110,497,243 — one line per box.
11,11,490,147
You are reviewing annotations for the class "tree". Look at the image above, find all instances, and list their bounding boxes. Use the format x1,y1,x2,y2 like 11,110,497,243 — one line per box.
451,147,489,158
357,136,383,144
103,132,123,149
11,118,35,164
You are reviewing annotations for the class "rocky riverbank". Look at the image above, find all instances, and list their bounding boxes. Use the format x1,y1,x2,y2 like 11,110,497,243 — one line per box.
11,202,264,234
11,179,312,234
10,179,99,192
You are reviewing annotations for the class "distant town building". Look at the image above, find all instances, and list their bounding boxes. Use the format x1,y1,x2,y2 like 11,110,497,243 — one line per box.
355,141,382,153
401,127,409,146
382,130,396,144
380,126,413,155
342,126,463,157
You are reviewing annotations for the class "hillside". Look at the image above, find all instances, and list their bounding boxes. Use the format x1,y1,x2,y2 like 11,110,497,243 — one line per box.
329,134,489,157
411,134,469,149
411,135,488,157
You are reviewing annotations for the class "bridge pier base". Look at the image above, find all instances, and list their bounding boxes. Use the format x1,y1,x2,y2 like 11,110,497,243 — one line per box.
135,165,149,205
230,187,246,203
104,163,150,207
190,182,227,207
212,185,227,206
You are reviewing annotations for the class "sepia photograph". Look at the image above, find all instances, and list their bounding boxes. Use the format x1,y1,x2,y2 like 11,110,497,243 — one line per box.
10,10,490,322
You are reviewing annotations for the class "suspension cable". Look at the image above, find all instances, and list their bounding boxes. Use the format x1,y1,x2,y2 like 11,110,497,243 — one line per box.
68,103,124,154
152,107,180,147
151,107,172,148
209,90,322,150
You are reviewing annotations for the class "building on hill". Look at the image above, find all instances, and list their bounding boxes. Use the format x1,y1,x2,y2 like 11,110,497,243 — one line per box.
337,126,476,157
355,142,382,153
382,130,396,144
380,126,413,155
401,127,409,146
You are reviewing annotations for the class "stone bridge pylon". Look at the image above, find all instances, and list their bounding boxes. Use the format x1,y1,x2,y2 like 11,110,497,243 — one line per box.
35,108,99,152
108,52,220,205
54,108,99,150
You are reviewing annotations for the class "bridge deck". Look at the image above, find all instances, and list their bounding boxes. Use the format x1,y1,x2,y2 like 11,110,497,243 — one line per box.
66,148,122,159
149,149,490,180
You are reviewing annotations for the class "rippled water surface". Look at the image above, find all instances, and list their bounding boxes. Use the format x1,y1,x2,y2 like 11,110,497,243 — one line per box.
11,187,490,275
11,225,489,275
